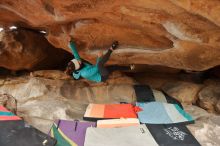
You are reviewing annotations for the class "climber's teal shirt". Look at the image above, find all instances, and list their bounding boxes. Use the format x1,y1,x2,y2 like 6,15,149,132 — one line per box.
69,41,102,82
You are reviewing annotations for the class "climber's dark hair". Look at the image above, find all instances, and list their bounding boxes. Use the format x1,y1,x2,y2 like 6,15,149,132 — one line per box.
65,61,75,75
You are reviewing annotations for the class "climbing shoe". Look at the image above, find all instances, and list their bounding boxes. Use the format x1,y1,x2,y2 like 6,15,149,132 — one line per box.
111,41,119,50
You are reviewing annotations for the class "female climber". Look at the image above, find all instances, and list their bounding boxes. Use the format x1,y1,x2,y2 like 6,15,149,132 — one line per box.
65,36,135,82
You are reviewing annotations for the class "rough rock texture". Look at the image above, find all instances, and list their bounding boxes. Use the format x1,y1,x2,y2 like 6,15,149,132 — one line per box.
30,70,137,85
0,29,72,71
134,73,178,90
0,0,220,71
30,70,72,80
162,81,203,104
0,71,136,132
198,80,220,114
216,100,220,114
0,76,219,145
184,104,220,146
0,72,219,145
0,93,17,113
134,72,204,104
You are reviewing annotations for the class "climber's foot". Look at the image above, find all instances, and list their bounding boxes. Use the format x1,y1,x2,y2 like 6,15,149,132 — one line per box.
110,41,119,51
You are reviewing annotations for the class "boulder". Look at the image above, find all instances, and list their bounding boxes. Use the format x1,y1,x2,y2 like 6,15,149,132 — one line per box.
132,66,180,90
0,1,220,70
134,74,177,90
215,100,220,114
198,81,220,114
30,70,71,80
0,73,136,133
30,70,136,85
0,71,219,146
0,93,17,113
184,104,220,146
162,81,203,104
0,29,72,71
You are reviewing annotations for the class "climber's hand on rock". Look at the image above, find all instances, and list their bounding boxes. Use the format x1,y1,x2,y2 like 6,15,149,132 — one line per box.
66,35,72,42
98,51,103,57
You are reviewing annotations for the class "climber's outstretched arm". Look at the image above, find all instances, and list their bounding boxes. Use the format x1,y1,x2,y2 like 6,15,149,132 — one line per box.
66,35,81,61
69,41,81,61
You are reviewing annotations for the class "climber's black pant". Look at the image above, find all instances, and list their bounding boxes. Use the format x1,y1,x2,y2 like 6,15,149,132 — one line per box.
98,49,131,81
